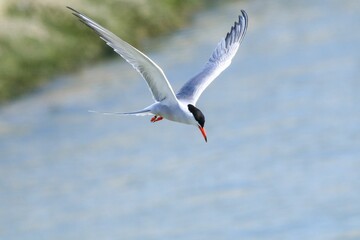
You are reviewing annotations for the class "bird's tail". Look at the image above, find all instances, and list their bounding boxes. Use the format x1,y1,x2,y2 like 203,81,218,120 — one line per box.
88,108,152,116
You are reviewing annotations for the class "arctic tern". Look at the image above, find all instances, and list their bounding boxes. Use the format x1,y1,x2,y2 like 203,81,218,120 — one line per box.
68,7,248,142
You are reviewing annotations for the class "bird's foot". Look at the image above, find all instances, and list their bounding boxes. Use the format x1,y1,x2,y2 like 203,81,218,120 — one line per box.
150,115,163,123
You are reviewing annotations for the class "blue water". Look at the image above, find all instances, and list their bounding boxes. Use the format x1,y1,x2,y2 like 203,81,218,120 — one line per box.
1,0,360,239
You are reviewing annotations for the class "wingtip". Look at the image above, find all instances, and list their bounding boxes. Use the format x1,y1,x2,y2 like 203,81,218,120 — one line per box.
66,6,81,19
224,10,248,45
240,9,248,18
240,10,248,24
66,6,76,12
67,6,86,21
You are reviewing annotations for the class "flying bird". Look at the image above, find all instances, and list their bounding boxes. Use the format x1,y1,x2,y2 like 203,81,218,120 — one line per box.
68,6,248,142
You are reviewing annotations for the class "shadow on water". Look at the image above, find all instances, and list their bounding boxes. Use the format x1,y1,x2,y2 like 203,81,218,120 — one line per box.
0,0,360,239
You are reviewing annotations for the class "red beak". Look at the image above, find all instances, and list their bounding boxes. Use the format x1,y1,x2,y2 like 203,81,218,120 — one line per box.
198,126,207,142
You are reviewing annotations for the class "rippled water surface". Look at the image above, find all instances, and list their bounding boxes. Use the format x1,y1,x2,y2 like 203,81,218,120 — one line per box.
1,0,360,239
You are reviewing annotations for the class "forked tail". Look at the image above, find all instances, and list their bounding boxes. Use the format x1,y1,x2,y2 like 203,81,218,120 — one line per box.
88,109,152,116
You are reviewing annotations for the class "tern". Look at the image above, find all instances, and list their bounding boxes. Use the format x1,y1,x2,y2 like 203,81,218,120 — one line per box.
68,7,248,142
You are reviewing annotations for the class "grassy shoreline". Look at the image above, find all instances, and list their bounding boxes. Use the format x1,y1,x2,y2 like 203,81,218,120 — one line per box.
0,0,210,103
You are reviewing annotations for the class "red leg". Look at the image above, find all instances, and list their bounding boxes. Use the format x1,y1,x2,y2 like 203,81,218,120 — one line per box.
150,116,157,122
150,115,163,123
154,116,163,122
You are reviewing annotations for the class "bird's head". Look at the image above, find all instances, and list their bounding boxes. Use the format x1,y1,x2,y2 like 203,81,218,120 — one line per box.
188,104,207,142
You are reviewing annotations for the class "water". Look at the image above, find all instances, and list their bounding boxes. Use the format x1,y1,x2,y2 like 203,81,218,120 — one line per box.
1,0,360,239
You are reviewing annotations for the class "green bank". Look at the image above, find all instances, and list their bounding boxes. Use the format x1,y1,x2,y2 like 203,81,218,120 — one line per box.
0,0,213,102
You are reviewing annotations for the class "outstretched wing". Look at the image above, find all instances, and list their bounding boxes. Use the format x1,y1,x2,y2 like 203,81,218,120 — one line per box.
176,10,248,105
68,7,178,103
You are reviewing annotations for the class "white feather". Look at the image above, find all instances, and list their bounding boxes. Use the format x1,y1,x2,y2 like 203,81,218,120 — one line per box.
176,10,248,105
68,7,177,104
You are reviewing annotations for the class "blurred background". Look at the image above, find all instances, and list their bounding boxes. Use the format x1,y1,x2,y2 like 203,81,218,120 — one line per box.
1,0,360,239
